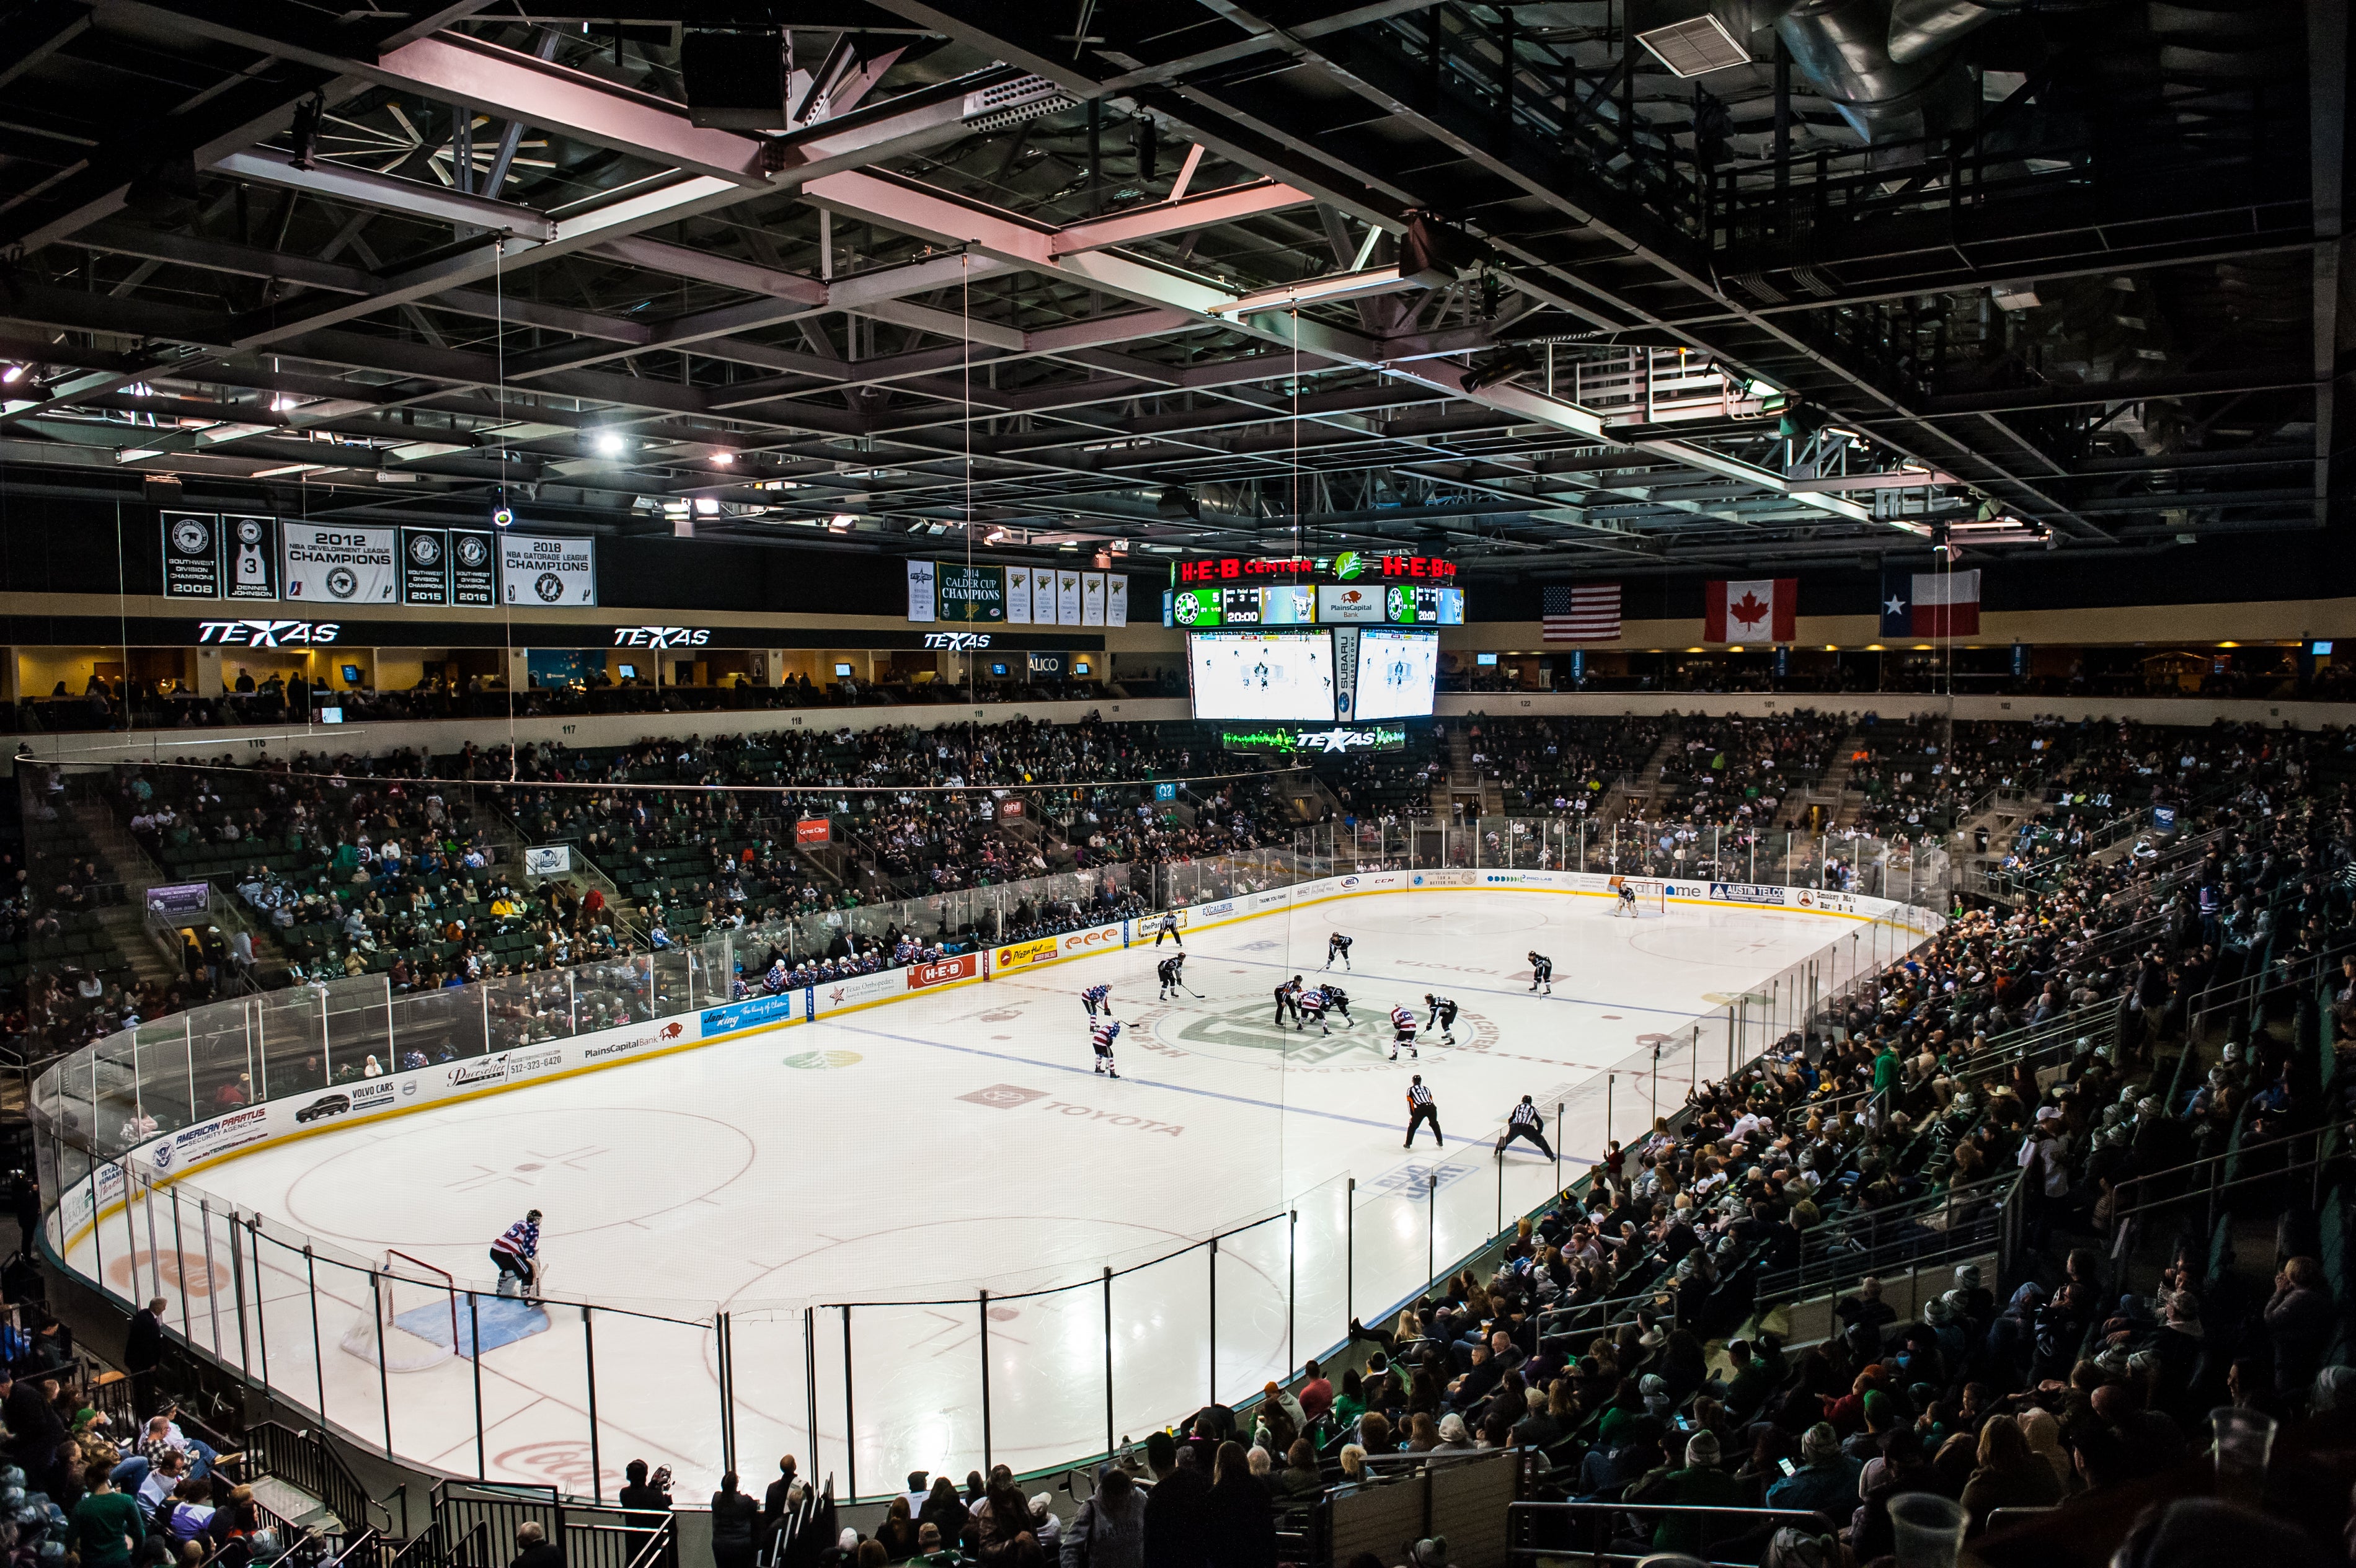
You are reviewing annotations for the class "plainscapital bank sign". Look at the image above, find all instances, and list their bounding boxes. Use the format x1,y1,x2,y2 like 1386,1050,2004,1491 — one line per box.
1219,723,1407,755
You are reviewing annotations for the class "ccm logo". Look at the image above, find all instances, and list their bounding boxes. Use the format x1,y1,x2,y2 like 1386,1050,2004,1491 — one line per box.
1063,929,1118,950
614,626,712,647
923,631,991,650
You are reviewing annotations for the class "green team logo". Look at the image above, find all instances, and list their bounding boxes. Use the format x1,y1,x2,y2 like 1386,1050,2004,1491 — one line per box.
1332,551,1364,580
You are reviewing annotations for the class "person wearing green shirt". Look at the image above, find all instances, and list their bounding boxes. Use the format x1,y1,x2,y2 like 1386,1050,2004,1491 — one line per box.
71,1468,143,1568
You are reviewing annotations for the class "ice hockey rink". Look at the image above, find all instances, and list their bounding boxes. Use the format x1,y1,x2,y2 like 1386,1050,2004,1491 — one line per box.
62,887,1869,1499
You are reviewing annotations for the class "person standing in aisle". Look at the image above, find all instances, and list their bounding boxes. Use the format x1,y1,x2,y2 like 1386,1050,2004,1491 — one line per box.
1404,1076,1442,1148
1494,1096,1555,1161
1527,950,1554,994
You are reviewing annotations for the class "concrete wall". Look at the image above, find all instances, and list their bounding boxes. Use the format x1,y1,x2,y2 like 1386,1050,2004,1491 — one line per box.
13,695,1198,766
1435,691,2356,728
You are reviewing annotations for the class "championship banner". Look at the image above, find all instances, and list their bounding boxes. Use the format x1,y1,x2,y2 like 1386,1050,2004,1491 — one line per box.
1004,565,1034,624
161,513,224,598
1107,575,1128,626
937,562,1006,623
282,522,397,605
1081,571,1105,627
448,529,498,606
907,559,937,622
501,533,597,606
1055,569,1082,625
401,528,450,606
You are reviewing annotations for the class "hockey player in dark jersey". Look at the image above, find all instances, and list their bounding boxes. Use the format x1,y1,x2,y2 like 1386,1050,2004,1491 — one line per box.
1156,952,1188,999
1324,931,1353,970
1422,993,1459,1044
1081,983,1114,1019
1527,950,1554,994
1322,983,1355,1024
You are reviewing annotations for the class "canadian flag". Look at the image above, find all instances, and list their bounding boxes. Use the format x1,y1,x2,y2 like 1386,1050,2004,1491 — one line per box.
1704,578,1797,643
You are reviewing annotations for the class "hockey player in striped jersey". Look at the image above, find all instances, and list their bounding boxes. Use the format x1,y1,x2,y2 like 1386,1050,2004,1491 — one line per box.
1494,1095,1555,1160
1403,1076,1442,1148
1090,1018,1123,1079
1388,1003,1419,1061
490,1209,542,1301
1081,983,1114,1019
1423,993,1459,1044
1295,985,1331,1035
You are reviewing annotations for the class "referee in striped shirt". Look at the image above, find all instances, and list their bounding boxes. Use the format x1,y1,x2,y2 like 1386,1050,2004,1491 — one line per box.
1404,1076,1442,1148
1494,1095,1554,1160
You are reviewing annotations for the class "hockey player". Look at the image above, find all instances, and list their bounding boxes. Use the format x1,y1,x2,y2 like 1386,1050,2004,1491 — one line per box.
1494,1095,1555,1160
1156,952,1187,1000
1081,983,1114,1020
1388,1002,1420,1061
1403,1076,1442,1148
763,957,790,994
491,1209,542,1301
1295,984,1331,1035
1090,1017,1123,1079
1423,993,1459,1045
1527,950,1554,994
1613,880,1639,918
1322,983,1355,1025
1153,911,1184,947
1324,931,1353,970
1273,975,1304,1028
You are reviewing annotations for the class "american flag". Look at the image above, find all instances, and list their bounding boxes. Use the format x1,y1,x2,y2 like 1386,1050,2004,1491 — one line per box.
1543,583,1621,642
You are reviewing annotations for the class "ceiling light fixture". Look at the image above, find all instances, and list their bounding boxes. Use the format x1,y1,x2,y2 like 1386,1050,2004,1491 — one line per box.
694,498,720,516
0,365,24,384
710,451,734,465
593,431,627,458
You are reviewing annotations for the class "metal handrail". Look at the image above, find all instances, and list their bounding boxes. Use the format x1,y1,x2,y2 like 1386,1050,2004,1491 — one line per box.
2109,1114,2355,1225
1507,1499,1840,1566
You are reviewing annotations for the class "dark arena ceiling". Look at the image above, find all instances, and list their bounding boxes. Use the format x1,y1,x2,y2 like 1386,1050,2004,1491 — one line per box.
0,0,2342,581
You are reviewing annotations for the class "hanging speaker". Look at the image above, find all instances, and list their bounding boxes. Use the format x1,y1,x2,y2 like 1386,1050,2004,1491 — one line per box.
680,31,785,129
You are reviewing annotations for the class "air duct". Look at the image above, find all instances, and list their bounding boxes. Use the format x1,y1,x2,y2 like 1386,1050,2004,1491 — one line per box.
1773,0,1954,147
1885,0,2017,64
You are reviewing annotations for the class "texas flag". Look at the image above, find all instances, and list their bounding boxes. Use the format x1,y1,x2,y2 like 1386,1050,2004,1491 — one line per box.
1704,578,1796,643
1880,569,1982,637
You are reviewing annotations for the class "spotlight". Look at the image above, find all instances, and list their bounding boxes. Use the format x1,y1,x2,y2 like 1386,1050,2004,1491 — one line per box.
694,497,720,516
592,431,627,458
1461,345,1538,394
492,500,515,528
710,451,734,466
828,513,856,532
0,365,24,385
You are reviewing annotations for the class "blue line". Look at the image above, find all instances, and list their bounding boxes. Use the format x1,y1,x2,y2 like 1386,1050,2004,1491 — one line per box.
820,1017,1594,1164
821,1019,1414,1136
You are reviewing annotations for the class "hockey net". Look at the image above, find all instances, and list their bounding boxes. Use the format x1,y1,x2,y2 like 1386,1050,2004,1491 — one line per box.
339,1250,460,1371
1608,877,1668,917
